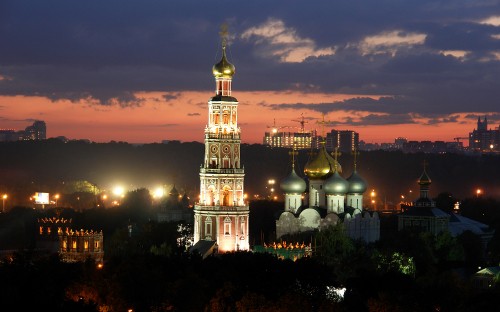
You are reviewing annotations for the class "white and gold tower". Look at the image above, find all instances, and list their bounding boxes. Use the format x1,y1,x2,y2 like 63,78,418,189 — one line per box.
193,30,249,252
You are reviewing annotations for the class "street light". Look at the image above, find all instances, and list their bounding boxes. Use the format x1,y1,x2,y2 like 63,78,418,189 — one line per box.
267,179,275,199
370,190,376,210
54,194,60,207
152,187,165,199
476,188,482,198
2,194,7,213
113,186,125,197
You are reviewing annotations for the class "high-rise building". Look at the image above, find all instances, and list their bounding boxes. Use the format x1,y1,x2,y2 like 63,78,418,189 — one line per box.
263,130,315,149
22,120,46,140
469,116,499,152
192,36,250,253
0,120,46,141
325,129,359,153
394,137,408,149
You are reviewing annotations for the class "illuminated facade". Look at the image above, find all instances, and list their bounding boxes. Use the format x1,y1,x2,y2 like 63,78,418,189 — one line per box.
263,131,315,149
38,217,104,264
192,37,249,253
325,129,359,153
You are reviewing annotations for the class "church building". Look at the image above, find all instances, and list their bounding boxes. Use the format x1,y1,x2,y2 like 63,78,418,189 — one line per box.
398,164,494,249
192,33,250,253
277,143,380,243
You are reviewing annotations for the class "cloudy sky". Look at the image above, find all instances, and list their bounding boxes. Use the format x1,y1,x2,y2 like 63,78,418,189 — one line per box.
1,0,499,144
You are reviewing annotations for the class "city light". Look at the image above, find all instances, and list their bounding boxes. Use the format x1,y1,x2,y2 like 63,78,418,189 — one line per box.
152,187,165,199
54,194,60,206
370,190,376,209
476,188,483,197
113,186,125,196
2,194,7,213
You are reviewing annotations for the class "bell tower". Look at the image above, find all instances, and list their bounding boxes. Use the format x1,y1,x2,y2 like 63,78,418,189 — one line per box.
193,25,250,253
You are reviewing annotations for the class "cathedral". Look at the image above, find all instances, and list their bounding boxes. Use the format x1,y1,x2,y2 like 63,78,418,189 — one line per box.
277,142,380,243
192,34,250,253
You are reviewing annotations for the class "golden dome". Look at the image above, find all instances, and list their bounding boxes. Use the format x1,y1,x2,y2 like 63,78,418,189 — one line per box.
212,46,235,78
304,144,342,179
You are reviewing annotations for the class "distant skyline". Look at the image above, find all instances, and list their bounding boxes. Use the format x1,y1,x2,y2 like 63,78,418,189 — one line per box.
1,1,500,145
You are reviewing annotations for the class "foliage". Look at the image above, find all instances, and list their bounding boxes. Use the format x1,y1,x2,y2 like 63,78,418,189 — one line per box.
372,251,416,276
315,223,355,267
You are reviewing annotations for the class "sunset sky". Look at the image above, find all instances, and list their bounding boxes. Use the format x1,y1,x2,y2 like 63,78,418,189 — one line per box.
1,1,500,145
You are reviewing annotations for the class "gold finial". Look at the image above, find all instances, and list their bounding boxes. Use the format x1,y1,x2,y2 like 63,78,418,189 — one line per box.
219,23,229,49
332,147,341,172
289,145,298,169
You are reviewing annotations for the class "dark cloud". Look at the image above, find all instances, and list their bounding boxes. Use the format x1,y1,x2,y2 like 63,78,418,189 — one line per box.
163,93,181,102
0,0,499,120
465,113,500,124
425,115,461,125
333,113,417,126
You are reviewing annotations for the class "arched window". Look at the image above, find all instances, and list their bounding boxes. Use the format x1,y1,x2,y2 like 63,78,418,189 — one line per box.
205,217,213,238
224,217,232,236
240,216,245,238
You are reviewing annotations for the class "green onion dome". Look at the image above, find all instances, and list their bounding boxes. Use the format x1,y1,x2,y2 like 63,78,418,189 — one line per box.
281,168,307,194
347,170,367,194
324,170,349,195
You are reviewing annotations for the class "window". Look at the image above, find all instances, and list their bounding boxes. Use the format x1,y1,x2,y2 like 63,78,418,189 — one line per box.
205,217,213,236
84,241,89,251
240,217,245,237
224,217,232,236
72,240,77,250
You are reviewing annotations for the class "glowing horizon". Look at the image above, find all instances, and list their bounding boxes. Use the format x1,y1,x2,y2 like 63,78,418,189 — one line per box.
0,90,482,146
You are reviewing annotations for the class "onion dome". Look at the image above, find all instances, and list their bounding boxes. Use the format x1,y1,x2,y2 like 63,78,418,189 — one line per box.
347,170,367,194
418,169,431,187
212,46,235,78
281,168,307,194
324,170,349,195
304,144,341,179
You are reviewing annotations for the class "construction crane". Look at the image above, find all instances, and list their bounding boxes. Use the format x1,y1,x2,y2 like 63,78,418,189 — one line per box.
454,137,468,143
267,119,289,133
292,113,309,133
